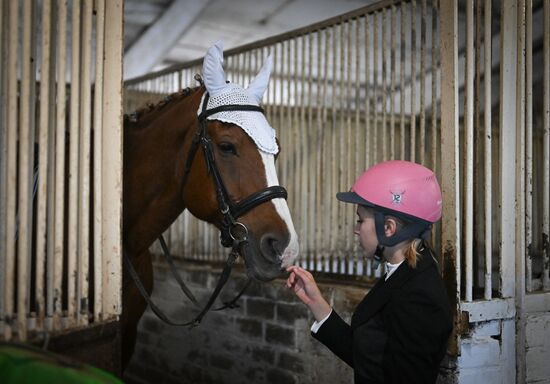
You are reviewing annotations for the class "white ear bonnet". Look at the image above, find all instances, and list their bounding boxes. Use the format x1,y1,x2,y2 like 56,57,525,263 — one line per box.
198,42,278,155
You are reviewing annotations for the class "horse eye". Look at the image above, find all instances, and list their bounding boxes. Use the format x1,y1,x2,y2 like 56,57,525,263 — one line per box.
218,142,237,155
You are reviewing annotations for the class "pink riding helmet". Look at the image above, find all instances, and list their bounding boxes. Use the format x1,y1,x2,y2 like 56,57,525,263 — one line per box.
337,160,442,246
337,160,442,223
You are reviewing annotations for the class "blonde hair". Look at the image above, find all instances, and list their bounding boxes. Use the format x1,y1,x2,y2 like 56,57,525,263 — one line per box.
404,238,422,268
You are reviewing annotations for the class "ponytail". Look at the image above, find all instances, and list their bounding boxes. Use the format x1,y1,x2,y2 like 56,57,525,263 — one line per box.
404,238,422,268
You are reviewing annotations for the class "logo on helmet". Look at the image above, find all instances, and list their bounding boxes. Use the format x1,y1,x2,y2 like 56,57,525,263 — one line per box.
391,190,405,205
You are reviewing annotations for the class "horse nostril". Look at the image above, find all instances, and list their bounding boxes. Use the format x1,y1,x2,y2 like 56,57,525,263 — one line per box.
260,233,283,258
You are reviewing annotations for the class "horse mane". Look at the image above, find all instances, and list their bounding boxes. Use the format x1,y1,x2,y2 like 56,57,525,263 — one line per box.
124,83,203,125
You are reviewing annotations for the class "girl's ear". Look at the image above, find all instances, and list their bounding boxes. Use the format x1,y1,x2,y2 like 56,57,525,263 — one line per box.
384,217,399,237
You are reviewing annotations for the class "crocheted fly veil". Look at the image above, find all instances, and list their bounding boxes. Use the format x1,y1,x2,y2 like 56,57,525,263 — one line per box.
199,41,278,154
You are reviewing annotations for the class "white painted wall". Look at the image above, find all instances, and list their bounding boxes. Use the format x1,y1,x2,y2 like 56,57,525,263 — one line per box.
525,313,550,383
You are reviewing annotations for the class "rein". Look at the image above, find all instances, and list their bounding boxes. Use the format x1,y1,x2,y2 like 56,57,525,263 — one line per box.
124,88,288,327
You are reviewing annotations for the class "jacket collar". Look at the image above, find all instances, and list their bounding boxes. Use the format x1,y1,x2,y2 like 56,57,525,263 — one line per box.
351,246,436,328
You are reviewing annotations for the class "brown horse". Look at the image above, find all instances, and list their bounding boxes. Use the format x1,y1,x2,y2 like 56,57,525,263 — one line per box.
121,43,299,369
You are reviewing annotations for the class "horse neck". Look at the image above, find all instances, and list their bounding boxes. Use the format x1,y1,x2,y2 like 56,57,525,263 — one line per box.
123,89,204,255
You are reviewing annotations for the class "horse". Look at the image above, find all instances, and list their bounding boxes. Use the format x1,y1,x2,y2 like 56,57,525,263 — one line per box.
121,42,299,369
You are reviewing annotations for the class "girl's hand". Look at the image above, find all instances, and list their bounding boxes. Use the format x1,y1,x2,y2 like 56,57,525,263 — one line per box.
286,266,331,321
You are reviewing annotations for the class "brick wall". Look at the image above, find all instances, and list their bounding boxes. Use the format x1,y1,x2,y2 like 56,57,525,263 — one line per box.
124,257,454,384
526,312,550,383
455,319,515,384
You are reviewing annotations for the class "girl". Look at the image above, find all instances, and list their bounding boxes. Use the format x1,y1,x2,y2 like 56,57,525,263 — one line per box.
286,160,452,384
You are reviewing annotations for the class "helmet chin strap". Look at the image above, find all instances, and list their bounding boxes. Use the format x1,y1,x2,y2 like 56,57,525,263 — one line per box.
372,245,385,270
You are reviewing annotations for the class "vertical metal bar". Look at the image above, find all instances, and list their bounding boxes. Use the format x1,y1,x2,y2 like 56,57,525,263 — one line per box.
390,6,396,160
345,20,352,274
515,1,526,381
420,0,427,165
307,34,315,270
36,0,53,330
44,0,57,332
102,0,123,318
400,3,406,160
354,18,361,274
432,0,439,176
315,30,328,271
292,38,300,261
4,0,19,341
52,0,67,329
543,0,550,291
68,0,81,322
382,10,387,161
0,0,6,335
484,0,493,300
365,15,371,167
474,0,482,294
93,0,105,320
500,0,518,299
373,12,379,163
280,43,287,186
299,36,307,266
17,0,35,340
78,0,93,326
411,0,417,162
464,0,474,302
440,0,460,356
330,26,337,264
525,0,533,293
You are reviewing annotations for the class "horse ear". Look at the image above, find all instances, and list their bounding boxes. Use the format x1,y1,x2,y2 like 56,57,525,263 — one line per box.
247,54,273,103
202,41,226,96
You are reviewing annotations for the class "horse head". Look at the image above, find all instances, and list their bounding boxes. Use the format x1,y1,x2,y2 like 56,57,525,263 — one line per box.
181,42,299,281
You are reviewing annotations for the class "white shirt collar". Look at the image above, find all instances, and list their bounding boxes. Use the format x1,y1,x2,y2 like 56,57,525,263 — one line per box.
384,260,404,280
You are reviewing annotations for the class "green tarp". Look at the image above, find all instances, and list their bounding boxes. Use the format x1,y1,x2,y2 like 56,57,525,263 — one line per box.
0,343,122,384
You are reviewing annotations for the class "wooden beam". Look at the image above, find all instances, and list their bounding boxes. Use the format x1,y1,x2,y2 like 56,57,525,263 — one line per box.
124,0,211,80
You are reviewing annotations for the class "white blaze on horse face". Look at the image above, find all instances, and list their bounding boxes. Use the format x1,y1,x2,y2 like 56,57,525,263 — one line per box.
260,151,299,267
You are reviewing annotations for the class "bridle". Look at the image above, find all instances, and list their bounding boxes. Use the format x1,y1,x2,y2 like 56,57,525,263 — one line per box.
123,86,288,327
188,91,288,248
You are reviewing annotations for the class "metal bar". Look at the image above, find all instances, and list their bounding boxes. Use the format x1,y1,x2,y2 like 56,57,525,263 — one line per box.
354,18,361,274
431,0,438,177
410,0,417,162
292,37,299,261
500,0,518,301
52,0,67,329
307,33,315,269
515,1,526,381
44,0,57,333
93,0,105,320
420,0,426,165
299,36,308,265
474,0,482,294
330,27,337,260
439,0,460,356
390,6,396,160
0,0,6,336
101,0,124,318
382,10,387,161
400,3,406,160
36,0,53,330
345,21,352,273
68,0,81,323
365,15,371,167
17,0,35,340
316,31,324,271
78,0,93,326
464,0,474,302
4,0,19,341
373,12,379,163
525,0,533,293
484,0,493,300
543,0,550,291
